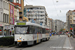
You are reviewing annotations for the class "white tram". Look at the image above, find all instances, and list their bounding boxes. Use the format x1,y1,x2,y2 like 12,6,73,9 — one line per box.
14,21,50,46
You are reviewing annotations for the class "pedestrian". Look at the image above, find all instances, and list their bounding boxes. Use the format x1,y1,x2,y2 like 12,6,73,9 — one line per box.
67,32,70,37
50,33,52,37
58,32,60,36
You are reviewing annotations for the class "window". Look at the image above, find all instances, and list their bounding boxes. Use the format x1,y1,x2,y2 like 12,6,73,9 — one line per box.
3,14,9,23
70,20,72,23
16,0,19,3
70,17,72,19
29,26,35,34
15,26,28,34
38,27,42,34
5,14,6,23
72,12,75,15
42,28,45,33
6,15,7,23
73,20,75,23
35,27,38,34
8,0,13,2
7,15,9,23
73,16,75,20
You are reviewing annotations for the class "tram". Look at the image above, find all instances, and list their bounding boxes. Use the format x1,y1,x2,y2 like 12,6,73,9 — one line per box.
14,21,50,46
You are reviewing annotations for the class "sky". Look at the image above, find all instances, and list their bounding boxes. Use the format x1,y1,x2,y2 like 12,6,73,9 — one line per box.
24,0,75,22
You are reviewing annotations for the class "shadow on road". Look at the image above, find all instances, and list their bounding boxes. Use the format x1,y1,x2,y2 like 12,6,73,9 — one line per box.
15,42,42,48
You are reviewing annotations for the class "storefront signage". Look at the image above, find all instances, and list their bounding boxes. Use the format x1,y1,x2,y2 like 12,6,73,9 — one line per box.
4,25,10,29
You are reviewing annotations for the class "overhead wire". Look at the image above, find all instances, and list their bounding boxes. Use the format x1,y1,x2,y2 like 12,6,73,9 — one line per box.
51,0,59,17
24,0,31,5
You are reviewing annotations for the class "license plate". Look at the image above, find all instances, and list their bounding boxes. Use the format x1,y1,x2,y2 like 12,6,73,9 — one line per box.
17,40,22,42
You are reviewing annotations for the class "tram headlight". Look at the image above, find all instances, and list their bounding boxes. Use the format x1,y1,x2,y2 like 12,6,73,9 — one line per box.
20,37,22,39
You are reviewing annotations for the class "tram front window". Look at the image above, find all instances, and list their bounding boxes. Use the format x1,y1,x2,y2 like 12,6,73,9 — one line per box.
15,27,28,34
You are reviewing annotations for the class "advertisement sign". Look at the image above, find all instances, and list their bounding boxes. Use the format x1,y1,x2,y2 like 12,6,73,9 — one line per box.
4,25,10,29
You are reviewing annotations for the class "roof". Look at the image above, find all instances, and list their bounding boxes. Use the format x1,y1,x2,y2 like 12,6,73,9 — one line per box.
15,21,49,28
26,22,42,27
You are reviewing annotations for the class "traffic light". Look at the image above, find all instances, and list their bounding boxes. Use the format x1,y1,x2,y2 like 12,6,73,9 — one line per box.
19,11,23,21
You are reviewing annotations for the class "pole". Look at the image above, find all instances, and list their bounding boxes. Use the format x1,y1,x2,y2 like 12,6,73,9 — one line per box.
21,0,24,21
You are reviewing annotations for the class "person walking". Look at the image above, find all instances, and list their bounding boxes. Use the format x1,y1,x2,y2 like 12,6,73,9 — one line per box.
50,33,52,37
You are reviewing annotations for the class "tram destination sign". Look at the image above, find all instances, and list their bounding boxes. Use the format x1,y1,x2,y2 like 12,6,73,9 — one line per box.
17,23,26,25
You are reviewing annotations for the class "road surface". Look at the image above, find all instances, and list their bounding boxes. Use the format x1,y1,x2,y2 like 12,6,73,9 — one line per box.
0,35,74,50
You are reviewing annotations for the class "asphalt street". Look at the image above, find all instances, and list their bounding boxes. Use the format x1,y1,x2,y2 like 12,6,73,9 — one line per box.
0,35,74,50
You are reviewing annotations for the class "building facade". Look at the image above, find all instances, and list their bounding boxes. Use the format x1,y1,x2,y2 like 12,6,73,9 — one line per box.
66,10,75,34
8,0,29,21
47,18,53,31
0,0,20,37
45,12,48,26
7,0,21,7
64,22,67,31
53,20,55,31
24,5,47,26
0,0,10,37
55,20,64,32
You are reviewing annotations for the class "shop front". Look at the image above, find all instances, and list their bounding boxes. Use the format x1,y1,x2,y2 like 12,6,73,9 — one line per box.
10,25,14,36
70,24,75,38
0,25,3,37
4,25,10,36
4,25,14,36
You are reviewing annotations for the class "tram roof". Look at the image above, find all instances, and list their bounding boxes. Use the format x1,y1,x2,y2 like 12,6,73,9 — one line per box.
26,22,49,29
15,21,49,29
26,22,42,27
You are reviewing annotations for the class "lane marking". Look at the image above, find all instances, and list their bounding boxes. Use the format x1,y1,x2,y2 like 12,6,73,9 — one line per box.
50,47,73,49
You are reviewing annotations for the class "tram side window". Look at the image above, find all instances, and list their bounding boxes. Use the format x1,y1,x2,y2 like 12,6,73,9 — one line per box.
40,28,42,34
38,27,40,33
42,28,45,34
38,27,42,34
35,27,38,34
29,26,35,34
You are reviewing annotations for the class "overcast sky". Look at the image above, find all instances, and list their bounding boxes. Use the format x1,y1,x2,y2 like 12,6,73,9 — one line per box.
24,0,75,22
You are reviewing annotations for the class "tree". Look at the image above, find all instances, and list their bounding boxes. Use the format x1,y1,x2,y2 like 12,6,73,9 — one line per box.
60,29,64,32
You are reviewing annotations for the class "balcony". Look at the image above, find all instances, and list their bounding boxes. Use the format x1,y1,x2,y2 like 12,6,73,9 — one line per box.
73,16,75,20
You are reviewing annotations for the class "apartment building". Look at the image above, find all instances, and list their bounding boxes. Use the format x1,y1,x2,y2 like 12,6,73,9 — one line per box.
47,18,51,30
0,0,9,37
64,22,67,31
53,20,55,31
8,0,29,21
24,5,47,26
66,10,75,34
45,12,48,26
55,20,64,32
0,0,20,37
47,18,53,31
